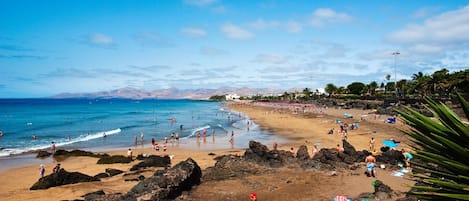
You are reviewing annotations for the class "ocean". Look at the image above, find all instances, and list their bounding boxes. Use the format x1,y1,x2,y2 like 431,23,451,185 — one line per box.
0,99,281,160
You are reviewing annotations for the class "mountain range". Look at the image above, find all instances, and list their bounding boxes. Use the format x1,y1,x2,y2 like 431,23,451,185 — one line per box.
50,87,292,100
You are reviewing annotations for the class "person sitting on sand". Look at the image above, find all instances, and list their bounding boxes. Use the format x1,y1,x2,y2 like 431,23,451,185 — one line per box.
328,128,334,135
336,144,344,152
365,153,376,177
53,163,61,173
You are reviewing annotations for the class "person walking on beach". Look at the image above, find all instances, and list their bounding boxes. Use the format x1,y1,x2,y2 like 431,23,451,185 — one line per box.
127,148,133,159
365,153,376,177
134,135,138,146
369,137,375,151
39,164,45,177
50,142,56,153
175,133,179,144
140,132,144,144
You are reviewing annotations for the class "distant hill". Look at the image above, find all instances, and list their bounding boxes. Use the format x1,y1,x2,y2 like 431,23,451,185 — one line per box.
49,87,291,100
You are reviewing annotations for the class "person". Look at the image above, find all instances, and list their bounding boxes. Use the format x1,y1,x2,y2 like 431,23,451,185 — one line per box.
39,164,45,177
151,138,156,148
140,132,144,143
155,141,160,151
336,144,344,152
163,142,167,152
50,142,56,153
402,149,413,169
369,137,375,151
273,142,278,150
0,130,3,137
365,153,376,177
312,145,319,157
103,132,107,138
328,128,334,134
250,192,257,201
32,134,37,139
53,163,61,173
175,133,179,143
127,148,132,159
180,124,184,130
170,132,175,143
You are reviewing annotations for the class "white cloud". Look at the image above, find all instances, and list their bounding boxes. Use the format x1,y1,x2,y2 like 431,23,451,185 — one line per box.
253,54,289,64
387,6,469,45
249,19,280,30
181,27,207,37
310,8,352,27
220,23,254,40
184,0,217,6
285,21,303,33
84,33,115,48
89,33,113,45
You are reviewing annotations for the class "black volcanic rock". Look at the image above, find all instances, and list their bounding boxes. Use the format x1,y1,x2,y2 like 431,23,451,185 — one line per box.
296,145,310,160
129,155,171,171
243,141,295,168
36,150,52,158
30,169,99,190
91,158,202,201
203,155,274,181
97,155,132,164
106,168,124,177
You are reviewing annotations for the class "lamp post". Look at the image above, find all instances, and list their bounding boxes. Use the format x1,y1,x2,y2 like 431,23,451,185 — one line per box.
392,52,400,98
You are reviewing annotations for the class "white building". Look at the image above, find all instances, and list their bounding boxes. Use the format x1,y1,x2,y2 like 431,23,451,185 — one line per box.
225,94,240,101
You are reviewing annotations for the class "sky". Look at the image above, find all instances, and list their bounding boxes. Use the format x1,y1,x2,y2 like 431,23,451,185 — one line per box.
1,0,469,98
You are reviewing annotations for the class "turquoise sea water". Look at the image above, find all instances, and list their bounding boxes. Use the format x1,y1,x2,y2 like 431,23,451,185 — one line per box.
0,99,280,158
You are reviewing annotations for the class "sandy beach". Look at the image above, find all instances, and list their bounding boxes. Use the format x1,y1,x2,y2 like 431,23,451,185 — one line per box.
0,102,414,201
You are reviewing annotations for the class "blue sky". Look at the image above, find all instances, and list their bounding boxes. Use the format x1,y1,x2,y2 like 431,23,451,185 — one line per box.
1,0,468,97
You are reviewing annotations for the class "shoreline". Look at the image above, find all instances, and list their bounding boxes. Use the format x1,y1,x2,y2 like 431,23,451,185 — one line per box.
0,101,412,201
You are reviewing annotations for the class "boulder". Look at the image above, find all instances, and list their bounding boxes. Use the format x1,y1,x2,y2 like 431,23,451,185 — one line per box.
97,155,132,164
373,180,393,199
243,141,295,168
106,168,124,177
93,158,201,201
203,155,274,181
129,155,171,171
82,190,105,200
36,150,52,158
376,149,405,165
93,173,110,179
30,169,99,190
295,145,310,160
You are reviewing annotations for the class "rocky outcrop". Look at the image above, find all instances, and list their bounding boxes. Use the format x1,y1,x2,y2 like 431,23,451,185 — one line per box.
53,149,108,158
30,169,99,190
36,150,52,158
203,155,275,181
129,155,171,171
93,168,124,179
296,145,310,160
97,155,132,164
243,141,295,168
373,180,394,200
88,158,201,201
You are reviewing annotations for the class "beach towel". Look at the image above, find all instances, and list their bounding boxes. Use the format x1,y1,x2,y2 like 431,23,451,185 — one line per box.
382,140,399,148
333,195,352,201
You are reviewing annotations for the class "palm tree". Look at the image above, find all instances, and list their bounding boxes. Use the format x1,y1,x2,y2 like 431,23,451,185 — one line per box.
396,93,469,200
369,81,378,96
